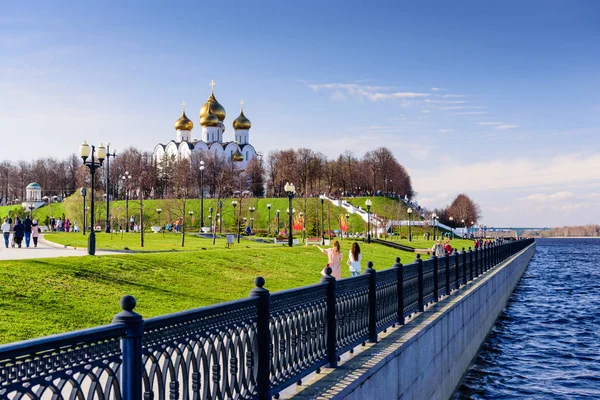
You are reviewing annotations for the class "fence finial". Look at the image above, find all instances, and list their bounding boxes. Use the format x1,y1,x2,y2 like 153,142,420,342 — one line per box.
254,276,265,288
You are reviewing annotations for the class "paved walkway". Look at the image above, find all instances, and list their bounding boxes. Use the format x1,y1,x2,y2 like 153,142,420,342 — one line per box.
0,236,116,260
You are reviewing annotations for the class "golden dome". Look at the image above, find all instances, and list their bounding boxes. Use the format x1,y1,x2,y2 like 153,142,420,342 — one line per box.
232,146,244,162
200,93,226,121
174,110,194,131
200,103,219,127
233,110,251,130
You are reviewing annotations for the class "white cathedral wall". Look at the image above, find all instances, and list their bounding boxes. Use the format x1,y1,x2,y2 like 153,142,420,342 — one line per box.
176,129,191,142
234,129,249,145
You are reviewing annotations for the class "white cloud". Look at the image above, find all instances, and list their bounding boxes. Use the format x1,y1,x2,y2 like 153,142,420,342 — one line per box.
453,111,488,115
495,125,518,130
439,129,454,133
477,122,503,126
308,83,429,102
441,94,465,98
441,106,485,111
423,99,466,104
431,87,445,91
519,191,574,202
413,152,600,194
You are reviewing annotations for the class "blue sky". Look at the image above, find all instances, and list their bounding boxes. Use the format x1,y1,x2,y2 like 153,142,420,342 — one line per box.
1,1,599,227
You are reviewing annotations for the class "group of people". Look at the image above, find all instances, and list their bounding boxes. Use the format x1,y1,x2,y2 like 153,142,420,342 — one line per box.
49,217,71,232
1,216,41,248
431,239,455,256
315,240,363,279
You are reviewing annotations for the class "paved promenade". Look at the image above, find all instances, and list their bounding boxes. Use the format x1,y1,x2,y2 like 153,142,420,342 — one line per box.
0,236,116,260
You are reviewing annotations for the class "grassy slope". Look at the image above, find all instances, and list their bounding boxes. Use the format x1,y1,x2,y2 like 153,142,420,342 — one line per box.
0,238,420,344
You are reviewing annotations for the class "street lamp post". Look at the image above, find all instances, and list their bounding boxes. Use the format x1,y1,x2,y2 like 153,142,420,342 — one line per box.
199,160,205,229
157,208,163,237
80,188,87,236
285,182,296,247
432,213,438,240
407,207,413,242
276,210,280,235
121,171,132,232
79,141,106,256
188,211,194,232
104,143,117,233
232,200,240,243
209,207,213,233
267,204,272,234
461,219,465,238
248,207,255,230
366,199,372,243
449,216,454,240
320,194,325,245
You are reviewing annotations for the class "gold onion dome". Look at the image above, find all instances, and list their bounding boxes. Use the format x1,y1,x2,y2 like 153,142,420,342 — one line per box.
174,110,194,131
200,103,219,127
233,110,251,130
232,146,244,162
200,93,226,122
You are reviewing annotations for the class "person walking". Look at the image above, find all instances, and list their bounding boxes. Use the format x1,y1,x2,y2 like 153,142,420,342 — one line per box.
1,218,11,248
23,215,32,247
431,240,445,257
316,240,343,279
31,220,40,247
13,218,24,248
346,241,362,277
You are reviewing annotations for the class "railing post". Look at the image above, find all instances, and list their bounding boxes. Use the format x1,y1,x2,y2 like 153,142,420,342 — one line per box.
393,257,404,325
112,295,144,400
432,254,439,302
483,244,488,272
474,248,478,277
416,255,424,312
249,277,272,400
365,261,378,343
461,248,467,285
445,253,450,296
468,248,473,281
454,249,460,290
320,267,338,368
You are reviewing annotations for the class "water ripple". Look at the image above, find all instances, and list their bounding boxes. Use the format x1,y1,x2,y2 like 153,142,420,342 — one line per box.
453,239,600,399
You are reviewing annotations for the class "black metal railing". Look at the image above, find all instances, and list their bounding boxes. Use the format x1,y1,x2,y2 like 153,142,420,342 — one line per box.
0,239,534,400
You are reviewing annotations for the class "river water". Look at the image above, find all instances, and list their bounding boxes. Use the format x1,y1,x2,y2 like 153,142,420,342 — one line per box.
453,238,600,399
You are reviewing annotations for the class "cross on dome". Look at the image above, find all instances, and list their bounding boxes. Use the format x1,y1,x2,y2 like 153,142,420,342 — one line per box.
240,100,244,111
182,100,186,111
210,80,216,93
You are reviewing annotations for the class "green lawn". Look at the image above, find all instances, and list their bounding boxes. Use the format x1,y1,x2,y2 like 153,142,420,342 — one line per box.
0,238,418,344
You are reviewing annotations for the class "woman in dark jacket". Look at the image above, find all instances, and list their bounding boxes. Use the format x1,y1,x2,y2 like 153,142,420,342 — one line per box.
13,218,24,248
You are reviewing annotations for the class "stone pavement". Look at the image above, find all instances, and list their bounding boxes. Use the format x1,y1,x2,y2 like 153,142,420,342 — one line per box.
0,236,117,260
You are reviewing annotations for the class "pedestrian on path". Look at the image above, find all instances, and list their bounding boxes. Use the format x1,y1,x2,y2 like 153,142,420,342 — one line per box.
1,219,11,248
13,218,24,248
24,215,32,247
31,220,40,247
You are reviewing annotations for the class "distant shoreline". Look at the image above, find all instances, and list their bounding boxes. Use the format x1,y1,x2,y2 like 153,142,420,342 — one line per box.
537,236,600,239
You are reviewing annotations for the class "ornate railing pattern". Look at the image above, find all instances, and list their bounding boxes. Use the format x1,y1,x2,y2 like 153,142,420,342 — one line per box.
375,268,399,331
0,239,534,400
422,258,436,306
403,262,420,317
0,324,126,399
269,283,328,393
142,298,259,400
335,275,370,354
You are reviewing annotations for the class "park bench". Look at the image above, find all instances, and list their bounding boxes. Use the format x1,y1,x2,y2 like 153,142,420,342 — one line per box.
305,238,330,246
